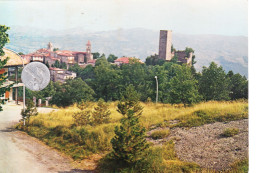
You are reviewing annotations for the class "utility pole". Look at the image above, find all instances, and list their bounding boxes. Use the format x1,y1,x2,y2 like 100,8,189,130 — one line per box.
155,76,158,104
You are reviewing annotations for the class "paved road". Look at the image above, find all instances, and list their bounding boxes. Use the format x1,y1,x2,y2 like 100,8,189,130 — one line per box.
0,102,76,173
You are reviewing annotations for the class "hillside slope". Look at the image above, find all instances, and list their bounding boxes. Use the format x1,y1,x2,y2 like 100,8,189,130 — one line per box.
6,27,248,76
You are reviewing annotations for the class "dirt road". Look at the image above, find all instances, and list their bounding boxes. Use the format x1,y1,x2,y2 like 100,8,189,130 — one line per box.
0,102,91,173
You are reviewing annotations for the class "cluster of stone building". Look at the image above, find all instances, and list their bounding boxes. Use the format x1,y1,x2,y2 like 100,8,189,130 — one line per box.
21,41,96,83
0,29,192,105
158,30,192,65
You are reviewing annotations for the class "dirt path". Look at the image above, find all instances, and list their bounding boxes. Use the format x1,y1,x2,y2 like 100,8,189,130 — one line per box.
0,102,94,173
148,119,248,171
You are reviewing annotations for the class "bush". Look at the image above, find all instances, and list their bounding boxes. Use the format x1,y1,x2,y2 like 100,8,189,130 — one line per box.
92,99,111,125
151,129,170,140
72,110,91,126
221,128,239,137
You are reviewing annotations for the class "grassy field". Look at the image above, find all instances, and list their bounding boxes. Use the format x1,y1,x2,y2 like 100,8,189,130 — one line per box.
16,100,248,172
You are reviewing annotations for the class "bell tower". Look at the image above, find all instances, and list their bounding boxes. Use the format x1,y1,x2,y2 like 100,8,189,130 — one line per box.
86,40,93,61
47,42,53,51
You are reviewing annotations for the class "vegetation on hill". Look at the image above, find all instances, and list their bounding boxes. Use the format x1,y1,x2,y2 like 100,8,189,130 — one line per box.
0,25,12,111
16,99,248,172
23,58,248,107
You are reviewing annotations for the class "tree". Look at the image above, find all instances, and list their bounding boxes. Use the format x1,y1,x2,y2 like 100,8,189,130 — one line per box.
18,52,24,55
228,72,248,99
145,54,165,66
199,62,231,101
0,25,11,111
93,62,122,101
50,78,95,107
107,54,118,63
21,100,38,125
95,56,109,66
92,52,100,59
53,48,59,51
111,85,149,165
45,61,50,68
92,98,111,125
169,64,201,106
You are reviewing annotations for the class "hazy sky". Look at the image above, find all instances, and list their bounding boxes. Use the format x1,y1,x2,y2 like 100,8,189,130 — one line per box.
0,0,247,36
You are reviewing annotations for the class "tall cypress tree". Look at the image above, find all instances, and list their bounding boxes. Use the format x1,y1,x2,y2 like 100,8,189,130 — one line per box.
111,85,149,165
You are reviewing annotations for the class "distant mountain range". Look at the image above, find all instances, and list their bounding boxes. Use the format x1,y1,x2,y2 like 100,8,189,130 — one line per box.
5,27,248,77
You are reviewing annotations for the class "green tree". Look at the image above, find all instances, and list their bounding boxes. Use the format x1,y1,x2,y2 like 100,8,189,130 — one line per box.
50,78,95,107
53,48,59,51
92,98,111,125
21,100,38,125
111,85,149,165
107,54,118,63
73,109,91,126
199,62,231,101
18,52,24,55
68,63,82,76
93,62,122,101
145,54,165,66
95,56,109,66
45,61,50,68
0,25,11,111
228,72,248,100
169,64,201,106
92,52,100,59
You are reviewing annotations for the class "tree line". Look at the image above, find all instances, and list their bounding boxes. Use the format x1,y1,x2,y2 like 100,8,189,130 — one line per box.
25,51,248,107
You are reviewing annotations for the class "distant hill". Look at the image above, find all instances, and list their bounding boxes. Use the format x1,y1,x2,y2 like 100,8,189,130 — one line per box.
6,27,248,77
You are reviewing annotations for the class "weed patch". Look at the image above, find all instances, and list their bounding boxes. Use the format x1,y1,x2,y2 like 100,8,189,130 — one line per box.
150,129,170,140
221,128,239,137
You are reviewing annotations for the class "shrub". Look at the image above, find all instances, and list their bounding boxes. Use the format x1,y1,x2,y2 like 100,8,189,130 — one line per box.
151,129,170,140
221,128,239,137
21,100,38,126
92,99,111,125
72,110,91,126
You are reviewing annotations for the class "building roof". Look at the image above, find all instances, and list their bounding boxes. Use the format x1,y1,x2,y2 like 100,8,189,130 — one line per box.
114,57,131,64
87,59,96,63
114,57,143,64
87,40,91,45
36,48,51,53
49,67,65,71
1,48,29,67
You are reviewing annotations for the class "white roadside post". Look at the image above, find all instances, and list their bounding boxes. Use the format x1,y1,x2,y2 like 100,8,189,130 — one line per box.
155,76,158,104
18,54,26,126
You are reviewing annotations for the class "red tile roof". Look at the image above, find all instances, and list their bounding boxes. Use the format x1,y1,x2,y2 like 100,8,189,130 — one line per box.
49,67,65,71
87,59,96,63
87,40,91,45
114,57,130,64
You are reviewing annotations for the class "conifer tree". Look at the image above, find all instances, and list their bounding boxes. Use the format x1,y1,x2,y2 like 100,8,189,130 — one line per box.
111,85,149,165
21,100,38,125
92,98,111,125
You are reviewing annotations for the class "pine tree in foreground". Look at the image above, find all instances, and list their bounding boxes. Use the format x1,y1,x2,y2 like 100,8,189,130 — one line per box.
111,85,149,165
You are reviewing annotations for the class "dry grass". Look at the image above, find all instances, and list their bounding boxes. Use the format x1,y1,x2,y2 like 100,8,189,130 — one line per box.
31,100,248,130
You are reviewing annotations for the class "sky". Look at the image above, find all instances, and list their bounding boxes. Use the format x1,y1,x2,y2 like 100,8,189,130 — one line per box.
0,0,247,36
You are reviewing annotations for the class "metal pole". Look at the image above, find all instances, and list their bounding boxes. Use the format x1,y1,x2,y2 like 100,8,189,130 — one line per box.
17,53,25,125
155,76,158,104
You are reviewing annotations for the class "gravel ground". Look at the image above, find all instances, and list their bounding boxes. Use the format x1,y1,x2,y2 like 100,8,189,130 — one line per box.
147,119,248,171
0,102,95,173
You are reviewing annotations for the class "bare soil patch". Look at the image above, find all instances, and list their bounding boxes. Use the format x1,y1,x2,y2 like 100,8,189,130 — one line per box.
147,119,248,171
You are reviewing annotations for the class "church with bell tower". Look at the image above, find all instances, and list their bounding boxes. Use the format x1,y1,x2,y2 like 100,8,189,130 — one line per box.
86,40,93,61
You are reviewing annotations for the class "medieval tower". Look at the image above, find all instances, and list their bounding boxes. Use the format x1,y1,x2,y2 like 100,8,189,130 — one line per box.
158,30,172,61
86,40,93,61
47,42,53,51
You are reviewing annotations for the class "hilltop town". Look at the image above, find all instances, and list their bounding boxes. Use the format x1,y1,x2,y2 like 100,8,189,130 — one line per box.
20,30,193,83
